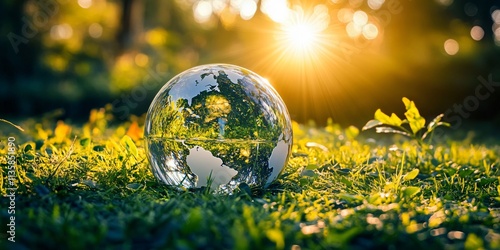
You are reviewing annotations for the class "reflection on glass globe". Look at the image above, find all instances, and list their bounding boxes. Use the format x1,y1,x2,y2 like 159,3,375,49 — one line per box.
144,64,292,192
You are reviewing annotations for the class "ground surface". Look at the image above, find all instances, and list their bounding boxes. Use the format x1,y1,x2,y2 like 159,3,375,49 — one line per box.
1,111,499,249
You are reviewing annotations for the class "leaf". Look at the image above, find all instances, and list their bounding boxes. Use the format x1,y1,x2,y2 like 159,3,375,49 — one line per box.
80,138,90,147
82,180,97,188
266,229,284,250
389,113,403,126
476,177,497,186
374,109,392,124
402,97,411,108
362,119,382,131
306,164,319,170
375,127,411,136
23,153,35,160
403,169,419,181
93,145,105,152
338,193,363,202
24,144,33,152
237,183,252,196
121,135,138,158
374,109,403,126
402,98,426,134
301,169,317,177
340,176,352,187
427,114,444,131
402,186,420,198
126,183,142,190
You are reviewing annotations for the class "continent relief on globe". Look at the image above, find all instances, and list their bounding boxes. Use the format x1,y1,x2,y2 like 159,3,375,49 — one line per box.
186,146,238,189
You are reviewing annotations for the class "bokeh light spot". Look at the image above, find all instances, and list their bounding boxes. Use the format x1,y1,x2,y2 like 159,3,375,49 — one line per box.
88,23,103,38
240,0,257,20
436,0,453,7
194,0,213,23
261,0,290,23
346,22,362,37
444,39,459,55
492,10,500,24
353,11,368,26
211,0,226,15
368,0,385,10
50,24,73,40
470,26,484,41
494,26,500,44
363,23,379,40
135,53,149,67
146,29,168,46
337,8,354,23
78,0,92,9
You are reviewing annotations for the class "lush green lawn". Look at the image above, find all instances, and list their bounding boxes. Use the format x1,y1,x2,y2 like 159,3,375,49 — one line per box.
1,110,499,249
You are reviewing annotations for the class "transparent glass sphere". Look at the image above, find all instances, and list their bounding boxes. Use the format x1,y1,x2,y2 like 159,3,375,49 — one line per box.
144,64,292,192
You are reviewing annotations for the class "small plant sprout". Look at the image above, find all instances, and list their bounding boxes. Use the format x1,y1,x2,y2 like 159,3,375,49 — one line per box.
362,97,450,146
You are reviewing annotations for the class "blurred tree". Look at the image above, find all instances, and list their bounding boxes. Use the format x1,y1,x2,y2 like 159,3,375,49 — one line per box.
116,0,144,56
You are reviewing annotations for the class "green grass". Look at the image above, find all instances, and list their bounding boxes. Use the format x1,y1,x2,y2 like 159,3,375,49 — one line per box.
1,110,500,249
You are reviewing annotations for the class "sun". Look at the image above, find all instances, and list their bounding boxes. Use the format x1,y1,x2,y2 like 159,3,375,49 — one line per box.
283,22,319,53
275,5,330,60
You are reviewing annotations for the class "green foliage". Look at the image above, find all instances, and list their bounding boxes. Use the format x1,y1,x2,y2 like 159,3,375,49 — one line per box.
363,97,450,145
1,112,499,249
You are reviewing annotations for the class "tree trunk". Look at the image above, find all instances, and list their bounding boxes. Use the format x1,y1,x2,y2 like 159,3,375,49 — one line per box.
116,0,143,56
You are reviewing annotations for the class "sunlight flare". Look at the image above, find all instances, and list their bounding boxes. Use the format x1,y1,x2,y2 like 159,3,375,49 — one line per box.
276,5,330,59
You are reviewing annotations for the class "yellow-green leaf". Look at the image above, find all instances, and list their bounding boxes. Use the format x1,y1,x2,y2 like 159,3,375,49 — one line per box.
404,169,419,181
266,229,284,250
374,109,392,124
121,135,138,157
402,98,426,133
402,97,411,109
403,186,421,198
389,113,403,126
374,109,403,126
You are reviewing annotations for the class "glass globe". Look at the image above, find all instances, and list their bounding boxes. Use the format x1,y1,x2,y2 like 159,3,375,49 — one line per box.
144,64,292,192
